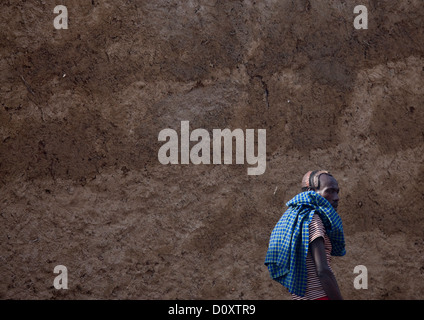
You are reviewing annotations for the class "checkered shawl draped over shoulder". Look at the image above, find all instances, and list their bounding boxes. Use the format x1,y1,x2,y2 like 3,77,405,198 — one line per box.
264,191,346,296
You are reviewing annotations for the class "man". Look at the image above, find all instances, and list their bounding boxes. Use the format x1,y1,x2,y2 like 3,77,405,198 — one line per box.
265,170,345,300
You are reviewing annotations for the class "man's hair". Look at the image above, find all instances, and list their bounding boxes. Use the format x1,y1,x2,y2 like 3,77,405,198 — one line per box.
301,170,333,192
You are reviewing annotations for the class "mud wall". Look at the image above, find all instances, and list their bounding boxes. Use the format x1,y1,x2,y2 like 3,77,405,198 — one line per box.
1,0,423,299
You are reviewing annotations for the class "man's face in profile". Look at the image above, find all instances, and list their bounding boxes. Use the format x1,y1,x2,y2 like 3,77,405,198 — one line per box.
316,174,340,210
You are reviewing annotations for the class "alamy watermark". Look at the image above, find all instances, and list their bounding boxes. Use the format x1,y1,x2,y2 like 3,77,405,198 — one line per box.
353,265,368,290
158,121,267,175
49,2,370,295
53,5,68,29
353,5,368,30
53,4,368,31
53,265,68,289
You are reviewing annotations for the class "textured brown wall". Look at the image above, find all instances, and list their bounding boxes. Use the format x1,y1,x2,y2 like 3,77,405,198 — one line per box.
1,0,423,299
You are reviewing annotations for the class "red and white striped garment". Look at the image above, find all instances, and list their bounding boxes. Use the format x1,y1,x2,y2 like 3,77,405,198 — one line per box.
292,213,333,300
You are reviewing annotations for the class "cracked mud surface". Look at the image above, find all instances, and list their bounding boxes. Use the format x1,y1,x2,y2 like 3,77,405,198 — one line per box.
1,1,424,299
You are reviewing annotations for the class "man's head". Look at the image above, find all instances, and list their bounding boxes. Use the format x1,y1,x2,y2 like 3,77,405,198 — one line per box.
301,170,340,210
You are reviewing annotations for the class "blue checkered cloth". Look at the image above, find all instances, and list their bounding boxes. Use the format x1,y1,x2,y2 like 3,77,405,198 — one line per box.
264,191,346,296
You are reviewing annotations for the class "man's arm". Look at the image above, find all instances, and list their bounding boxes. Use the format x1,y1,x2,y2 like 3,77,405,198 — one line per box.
310,237,343,300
